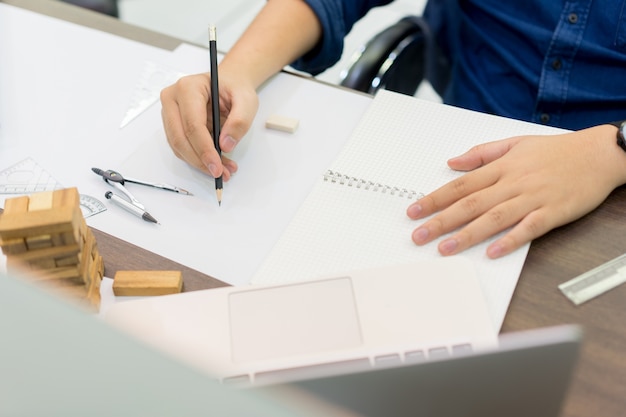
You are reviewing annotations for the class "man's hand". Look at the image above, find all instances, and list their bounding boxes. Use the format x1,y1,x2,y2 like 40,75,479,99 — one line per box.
407,125,626,258
160,72,259,181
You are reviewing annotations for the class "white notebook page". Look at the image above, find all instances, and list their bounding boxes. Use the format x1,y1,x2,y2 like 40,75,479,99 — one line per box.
252,90,566,331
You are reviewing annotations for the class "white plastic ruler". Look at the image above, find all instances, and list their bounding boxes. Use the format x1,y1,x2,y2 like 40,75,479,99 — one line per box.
559,253,626,305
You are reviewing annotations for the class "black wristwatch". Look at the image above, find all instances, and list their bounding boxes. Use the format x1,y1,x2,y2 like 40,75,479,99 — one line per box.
609,120,626,152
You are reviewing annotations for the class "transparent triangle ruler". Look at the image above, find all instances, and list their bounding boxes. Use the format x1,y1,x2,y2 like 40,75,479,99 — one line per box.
120,60,186,128
0,157,62,193
0,157,106,218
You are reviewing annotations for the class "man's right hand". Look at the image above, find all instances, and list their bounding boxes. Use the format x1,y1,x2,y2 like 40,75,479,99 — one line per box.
160,71,259,181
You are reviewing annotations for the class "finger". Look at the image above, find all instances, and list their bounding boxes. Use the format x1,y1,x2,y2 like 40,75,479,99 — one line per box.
407,166,500,220
218,88,259,153
175,75,224,176
435,196,535,255
161,85,210,175
485,198,592,258
447,136,521,171
411,180,520,246
414,184,523,244
485,210,548,258
221,155,239,182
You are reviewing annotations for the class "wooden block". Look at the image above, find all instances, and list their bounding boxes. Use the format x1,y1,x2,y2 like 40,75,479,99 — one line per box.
51,233,65,246
86,269,102,305
93,255,104,284
10,243,80,264
265,114,299,133
0,206,79,239
94,256,103,277
17,188,79,213
29,266,82,283
29,257,57,270
28,191,54,211
61,230,79,246
113,270,183,296
55,254,80,267
1,188,102,311
85,253,103,288
0,237,28,255
2,196,30,215
25,234,53,250
78,232,98,285
51,187,80,209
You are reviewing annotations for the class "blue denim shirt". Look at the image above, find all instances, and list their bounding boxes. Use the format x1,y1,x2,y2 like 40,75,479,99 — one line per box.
293,0,626,130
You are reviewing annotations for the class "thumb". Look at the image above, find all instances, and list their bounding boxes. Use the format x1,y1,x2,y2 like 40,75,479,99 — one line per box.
218,92,259,153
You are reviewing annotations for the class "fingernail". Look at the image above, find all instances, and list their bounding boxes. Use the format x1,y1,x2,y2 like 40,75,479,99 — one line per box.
208,163,219,178
222,135,237,152
413,227,429,243
407,203,422,217
439,238,458,255
487,242,505,258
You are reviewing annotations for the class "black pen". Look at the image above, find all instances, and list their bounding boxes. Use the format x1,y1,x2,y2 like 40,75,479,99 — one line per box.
209,24,223,206
105,191,159,224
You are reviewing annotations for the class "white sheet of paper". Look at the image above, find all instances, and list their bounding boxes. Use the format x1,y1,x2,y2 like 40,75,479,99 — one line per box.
0,3,372,288
0,3,183,202
87,72,372,286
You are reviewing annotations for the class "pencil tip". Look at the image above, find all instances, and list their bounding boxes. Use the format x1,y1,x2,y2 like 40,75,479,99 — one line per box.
216,188,223,206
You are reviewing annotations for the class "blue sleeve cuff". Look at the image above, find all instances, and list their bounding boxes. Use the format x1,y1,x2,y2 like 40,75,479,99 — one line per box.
291,0,393,75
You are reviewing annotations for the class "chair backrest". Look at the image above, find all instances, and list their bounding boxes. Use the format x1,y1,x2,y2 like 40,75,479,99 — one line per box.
60,0,119,17
340,16,450,98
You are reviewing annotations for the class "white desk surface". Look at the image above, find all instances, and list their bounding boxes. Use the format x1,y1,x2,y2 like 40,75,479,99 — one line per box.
0,3,372,286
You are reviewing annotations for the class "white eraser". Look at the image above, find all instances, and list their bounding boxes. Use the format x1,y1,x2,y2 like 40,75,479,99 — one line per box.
265,114,299,133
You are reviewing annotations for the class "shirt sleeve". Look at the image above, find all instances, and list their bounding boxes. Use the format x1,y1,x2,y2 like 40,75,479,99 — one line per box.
291,0,394,75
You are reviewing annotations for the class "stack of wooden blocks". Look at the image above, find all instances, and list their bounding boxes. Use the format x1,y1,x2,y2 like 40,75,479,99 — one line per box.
0,187,103,310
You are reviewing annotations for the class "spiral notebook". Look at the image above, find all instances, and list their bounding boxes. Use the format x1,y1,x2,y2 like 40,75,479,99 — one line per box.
251,90,566,330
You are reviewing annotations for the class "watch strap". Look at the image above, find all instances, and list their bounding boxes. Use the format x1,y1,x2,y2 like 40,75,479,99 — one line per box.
609,120,626,153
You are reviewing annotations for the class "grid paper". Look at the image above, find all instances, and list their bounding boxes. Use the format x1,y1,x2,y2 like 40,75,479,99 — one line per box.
252,90,566,331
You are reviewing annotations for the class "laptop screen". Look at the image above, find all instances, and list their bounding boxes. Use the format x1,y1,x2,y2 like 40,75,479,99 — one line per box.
261,325,582,417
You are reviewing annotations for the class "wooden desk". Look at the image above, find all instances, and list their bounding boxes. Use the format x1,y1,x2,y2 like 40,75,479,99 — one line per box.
4,1,625,416
502,185,626,417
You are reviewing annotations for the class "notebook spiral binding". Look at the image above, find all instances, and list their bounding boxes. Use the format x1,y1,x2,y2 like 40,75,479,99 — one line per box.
323,170,424,200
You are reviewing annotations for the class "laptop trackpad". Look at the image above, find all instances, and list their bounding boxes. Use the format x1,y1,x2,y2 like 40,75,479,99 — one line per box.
229,277,363,363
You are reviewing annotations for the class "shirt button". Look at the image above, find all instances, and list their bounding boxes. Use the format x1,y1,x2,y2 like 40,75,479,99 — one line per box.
568,13,578,24
551,58,562,70
540,113,550,123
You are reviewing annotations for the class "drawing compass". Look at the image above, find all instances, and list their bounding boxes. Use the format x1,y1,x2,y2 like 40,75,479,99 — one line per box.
91,167,193,210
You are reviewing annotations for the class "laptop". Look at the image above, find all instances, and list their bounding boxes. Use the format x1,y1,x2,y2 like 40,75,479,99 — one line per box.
1,264,581,417
103,257,500,384
262,324,582,417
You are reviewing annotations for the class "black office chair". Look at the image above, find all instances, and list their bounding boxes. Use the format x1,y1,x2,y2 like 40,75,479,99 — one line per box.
340,16,450,98
60,0,119,18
